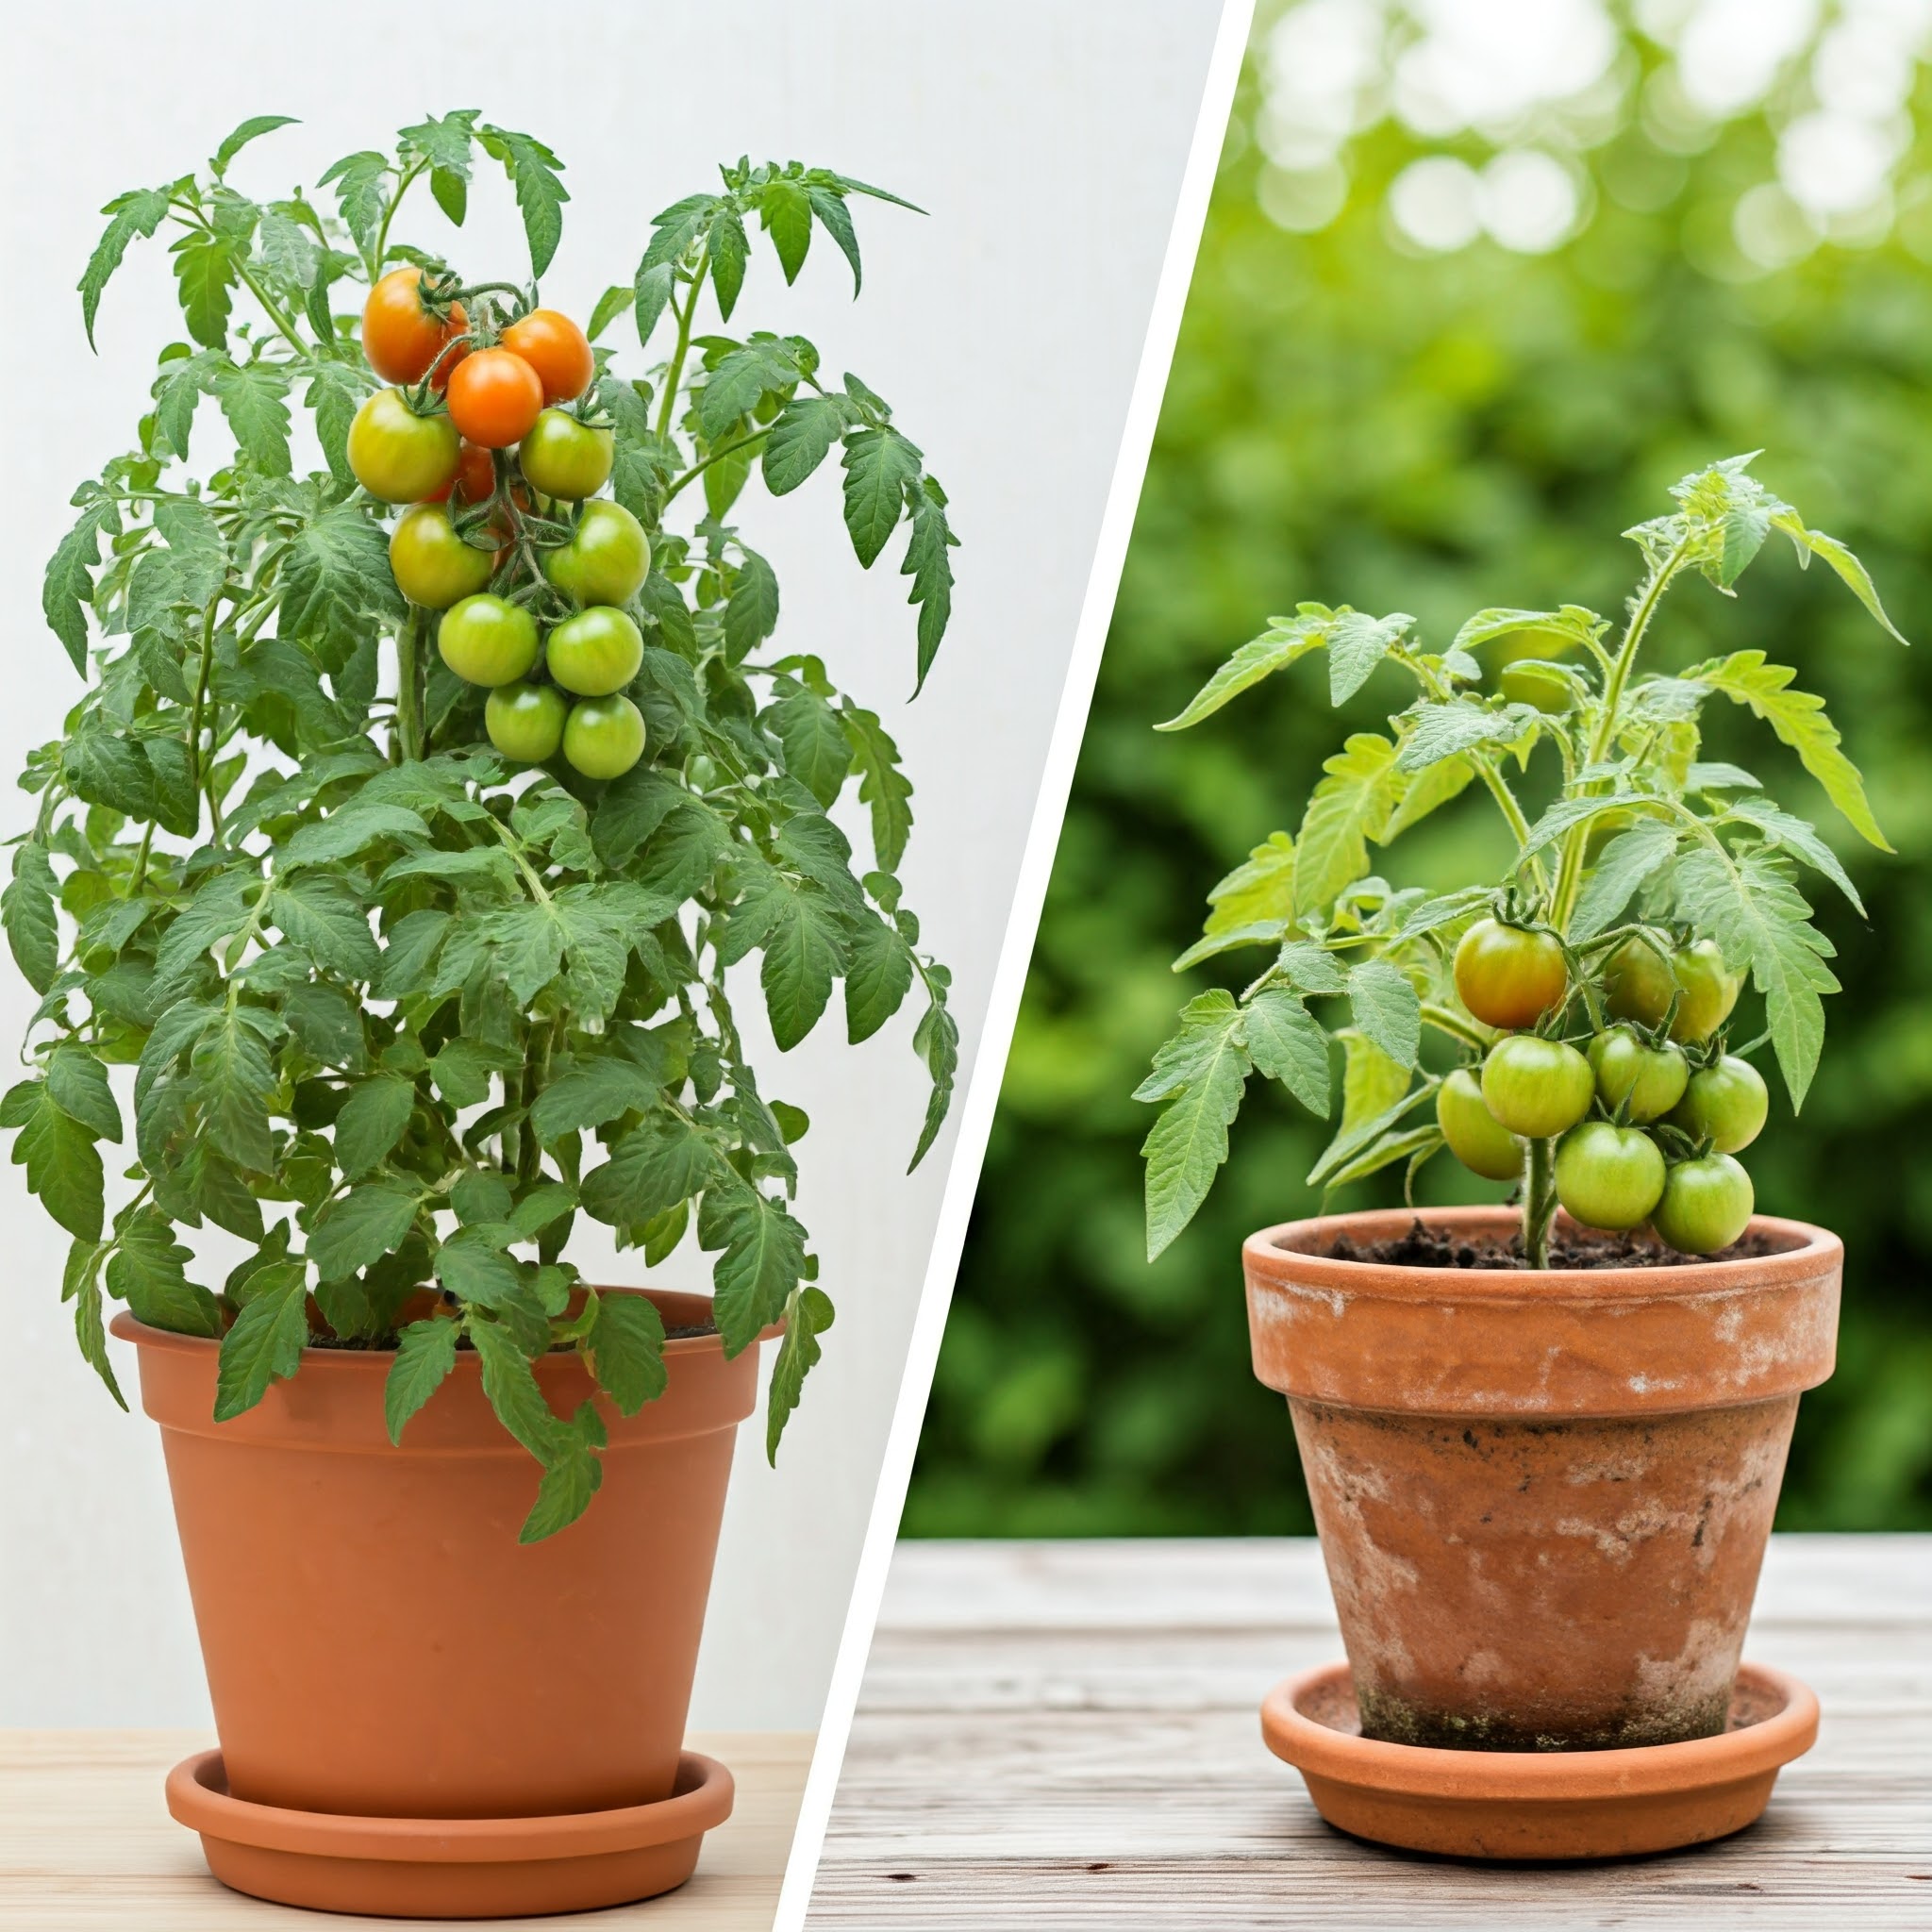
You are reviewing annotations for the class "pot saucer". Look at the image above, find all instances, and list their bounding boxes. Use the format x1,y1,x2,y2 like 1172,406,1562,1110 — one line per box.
165,1747,734,1919
1260,1660,1816,1861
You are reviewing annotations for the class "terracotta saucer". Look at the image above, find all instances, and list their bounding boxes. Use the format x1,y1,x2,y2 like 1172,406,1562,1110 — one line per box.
1261,1660,1816,1861
165,1747,734,1919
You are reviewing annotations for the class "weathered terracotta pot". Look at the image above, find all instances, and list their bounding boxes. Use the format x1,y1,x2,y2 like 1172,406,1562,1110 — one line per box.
115,1287,758,1820
1243,1207,1840,1753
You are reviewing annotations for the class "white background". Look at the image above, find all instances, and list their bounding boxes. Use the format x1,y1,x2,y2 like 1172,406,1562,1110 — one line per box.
0,1,1223,1729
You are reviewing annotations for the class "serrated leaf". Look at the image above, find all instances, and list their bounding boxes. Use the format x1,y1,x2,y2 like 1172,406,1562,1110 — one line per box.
1572,820,1680,941
212,114,298,175
334,1074,416,1177
69,1241,125,1408
590,1291,668,1415
840,426,919,568
633,259,675,343
80,187,172,348
751,878,845,1050
843,910,915,1043
841,705,913,872
1724,796,1864,915
708,204,751,319
1347,960,1422,1069
318,150,389,255
530,1058,659,1142
271,873,379,979
903,485,955,691
1156,612,1328,732
48,1045,122,1144
909,984,958,1172
1689,650,1890,852
281,505,405,657
399,110,476,224
724,546,781,658
1138,990,1251,1259
213,1260,308,1421
579,1111,715,1227
1450,605,1606,656
1241,989,1330,1116
699,1178,806,1351
1770,510,1910,645
1397,700,1535,773
435,1228,523,1308
173,234,236,349
478,125,568,276
1383,754,1476,841
807,185,862,293
210,359,292,475
767,1284,833,1461
107,1207,219,1333
1307,1031,1425,1188
1294,734,1404,916
44,497,120,674
762,395,846,496
384,1316,459,1443
308,1181,420,1281
5,843,59,994
1198,833,1296,954
519,1404,606,1543
8,1084,105,1241
1326,610,1415,707
468,1318,559,1465
770,684,849,806
759,176,813,283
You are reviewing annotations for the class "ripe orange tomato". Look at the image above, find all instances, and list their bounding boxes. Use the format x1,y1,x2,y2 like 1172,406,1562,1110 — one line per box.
446,348,545,448
501,308,594,405
429,441,497,507
362,270,468,388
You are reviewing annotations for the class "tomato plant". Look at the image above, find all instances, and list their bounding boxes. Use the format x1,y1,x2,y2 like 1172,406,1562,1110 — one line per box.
1141,456,1902,1265
11,116,959,1539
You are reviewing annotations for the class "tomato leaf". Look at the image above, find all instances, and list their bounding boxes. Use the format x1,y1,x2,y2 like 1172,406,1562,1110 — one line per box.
79,188,172,349
478,125,568,277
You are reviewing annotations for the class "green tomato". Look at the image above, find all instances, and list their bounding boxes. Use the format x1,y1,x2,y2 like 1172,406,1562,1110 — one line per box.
563,694,646,780
1480,1035,1594,1140
517,408,614,500
1453,919,1568,1030
1601,935,1676,1027
1587,1027,1689,1123
484,681,567,763
1668,939,1742,1043
437,594,539,688
1651,1153,1755,1256
546,606,643,697
1555,1121,1666,1232
347,387,459,504
1436,1068,1524,1182
542,500,651,607
389,503,493,609
1670,1056,1769,1154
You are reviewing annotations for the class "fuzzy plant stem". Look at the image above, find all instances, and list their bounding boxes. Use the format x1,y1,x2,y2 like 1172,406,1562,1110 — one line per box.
1524,1136,1558,1269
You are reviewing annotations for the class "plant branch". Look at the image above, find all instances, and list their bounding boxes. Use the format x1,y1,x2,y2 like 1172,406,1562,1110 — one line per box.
655,250,710,441
664,426,772,504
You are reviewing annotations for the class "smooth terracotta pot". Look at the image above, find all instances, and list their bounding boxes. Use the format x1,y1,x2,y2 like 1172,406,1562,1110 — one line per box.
116,1287,758,1820
1243,1207,1840,1753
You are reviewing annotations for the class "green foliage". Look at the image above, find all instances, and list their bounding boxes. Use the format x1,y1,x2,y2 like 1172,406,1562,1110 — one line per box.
18,117,959,1541
912,17,1932,1540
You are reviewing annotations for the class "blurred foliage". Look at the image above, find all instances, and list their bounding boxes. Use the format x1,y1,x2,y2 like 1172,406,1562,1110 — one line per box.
908,4,1932,1538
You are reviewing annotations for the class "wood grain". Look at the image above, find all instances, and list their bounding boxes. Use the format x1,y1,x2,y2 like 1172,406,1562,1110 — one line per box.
0,1728,808,1930
808,1536,1932,1929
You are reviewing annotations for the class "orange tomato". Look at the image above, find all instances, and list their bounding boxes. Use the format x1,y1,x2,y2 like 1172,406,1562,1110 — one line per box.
428,441,498,507
445,347,545,448
501,308,595,405
361,269,468,388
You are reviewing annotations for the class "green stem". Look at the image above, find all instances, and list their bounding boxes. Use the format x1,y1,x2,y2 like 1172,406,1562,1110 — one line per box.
1422,1002,1494,1051
372,158,429,276
655,250,710,441
492,818,554,907
1524,1136,1557,1269
233,262,310,358
394,609,425,764
664,426,772,504
129,822,154,894
187,595,222,839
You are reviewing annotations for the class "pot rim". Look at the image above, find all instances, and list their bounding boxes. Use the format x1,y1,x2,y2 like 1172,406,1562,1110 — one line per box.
1246,1205,1840,1305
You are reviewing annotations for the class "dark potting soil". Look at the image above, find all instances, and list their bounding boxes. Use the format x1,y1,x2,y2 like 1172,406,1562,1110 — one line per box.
1324,1218,1783,1272
305,1318,718,1351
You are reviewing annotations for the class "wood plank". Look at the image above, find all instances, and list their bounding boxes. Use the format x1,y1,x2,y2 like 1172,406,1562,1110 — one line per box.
0,1729,808,1930
808,1537,1932,1929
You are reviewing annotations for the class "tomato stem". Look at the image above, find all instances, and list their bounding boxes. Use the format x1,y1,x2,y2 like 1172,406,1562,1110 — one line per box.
655,250,711,441
394,608,425,764
1524,1135,1557,1269
664,426,773,505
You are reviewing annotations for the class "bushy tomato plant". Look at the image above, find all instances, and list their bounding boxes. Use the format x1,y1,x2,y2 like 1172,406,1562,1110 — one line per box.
1138,457,1900,1266
8,113,959,1539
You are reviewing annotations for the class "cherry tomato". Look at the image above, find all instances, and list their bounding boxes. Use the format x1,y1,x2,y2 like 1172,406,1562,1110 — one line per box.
361,269,468,387
389,503,493,609
1436,1068,1524,1181
1670,1056,1769,1154
546,606,643,696
542,500,651,607
1555,1121,1666,1231
1651,1153,1754,1256
1668,939,1742,1043
501,308,595,404
446,347,545,448
347,389,459,504
519,408,614,500
1497,659,1574,714
1480,1035,1594,1140
429,441,497,507
438,594,539,688
485,681,568,763
1587,1026,1689,1123
563,694,646,780
1454,919,1568,1030
1601,934,1676,1026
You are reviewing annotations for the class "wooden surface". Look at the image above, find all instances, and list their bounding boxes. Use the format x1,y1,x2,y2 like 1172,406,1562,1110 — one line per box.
808,1535,1932,1929
0,1728,808,1929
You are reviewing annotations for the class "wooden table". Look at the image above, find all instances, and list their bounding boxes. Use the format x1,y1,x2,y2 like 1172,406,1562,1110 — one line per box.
0,1729,808,1929
808,1535,1932,1928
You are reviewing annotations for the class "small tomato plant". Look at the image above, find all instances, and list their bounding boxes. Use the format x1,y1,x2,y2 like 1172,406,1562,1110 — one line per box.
1140,456,1901,1268
8,113,960,1540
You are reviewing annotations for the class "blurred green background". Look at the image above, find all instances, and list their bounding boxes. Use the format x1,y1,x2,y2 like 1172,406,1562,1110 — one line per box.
906,0,1932,1538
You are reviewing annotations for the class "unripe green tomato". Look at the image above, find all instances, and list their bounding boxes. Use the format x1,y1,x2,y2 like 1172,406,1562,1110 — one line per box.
484,680,568,763
1480,1035,1594,1139
1670,1055,1769,1154
546,606,644,697
1555,1121,1666,1231
563,694,646,779
1453,918,1568,1030
517,408,614,500
437,593,539,688
1587,1026,1689,1123
1668,939,1742,1043
347,388,460,503
1601,935,1676,1026
542,499,652,607
1498,659,1574,714
1651,1153,1754,1256
389,503,493,609
1436,1068,1524,1181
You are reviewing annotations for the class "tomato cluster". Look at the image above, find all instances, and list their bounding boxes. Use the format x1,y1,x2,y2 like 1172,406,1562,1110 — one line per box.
1444,918,1765,1256
345,272,650,782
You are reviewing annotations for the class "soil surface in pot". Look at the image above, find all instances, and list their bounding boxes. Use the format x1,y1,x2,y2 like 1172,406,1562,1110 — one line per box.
307,1320,718,1350
1324,1217,1786,1272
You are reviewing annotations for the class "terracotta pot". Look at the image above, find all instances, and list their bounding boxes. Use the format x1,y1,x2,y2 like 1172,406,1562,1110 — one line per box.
115,1287,758,1820
1243,1207,1840,1753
